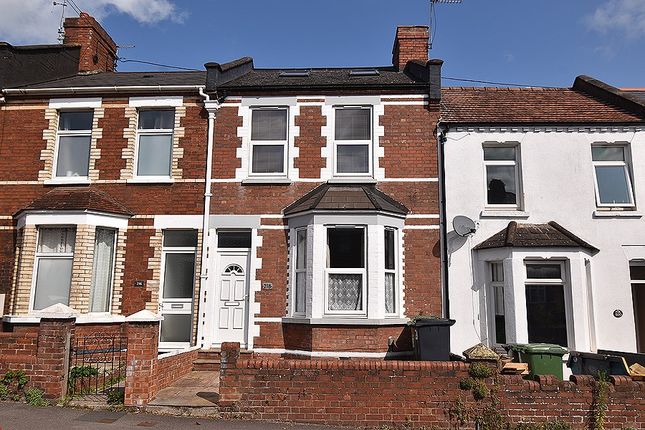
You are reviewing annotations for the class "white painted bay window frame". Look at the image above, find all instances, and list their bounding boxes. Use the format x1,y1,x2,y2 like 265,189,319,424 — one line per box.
384,227,399,316
483,143,522,210
332,106,373,177
591,144,635,209
487,261,506,345
292,227,308,316
248,107,289,178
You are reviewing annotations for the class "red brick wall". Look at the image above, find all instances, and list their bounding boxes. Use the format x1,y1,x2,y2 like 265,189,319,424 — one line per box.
121,227,155,315
96,103,128,180
255,228,289,318
294,105,326,178
212,106,242,179
0,228,15,313
63,13,117,73
0,106,48,181
219,357,645,429
155,348,200,392
402,229,442,317
179,105,208,179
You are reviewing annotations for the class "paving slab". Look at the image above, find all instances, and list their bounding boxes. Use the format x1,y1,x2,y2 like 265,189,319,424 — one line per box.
148,371,220,407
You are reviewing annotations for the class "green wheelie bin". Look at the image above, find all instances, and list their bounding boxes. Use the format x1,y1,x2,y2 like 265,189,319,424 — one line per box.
509,343,568,380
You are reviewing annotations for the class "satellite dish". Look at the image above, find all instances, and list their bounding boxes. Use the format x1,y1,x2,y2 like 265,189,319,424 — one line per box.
453,215,477,237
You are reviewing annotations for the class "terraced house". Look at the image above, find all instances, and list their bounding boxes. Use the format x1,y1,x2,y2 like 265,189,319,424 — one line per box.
0,14,443,358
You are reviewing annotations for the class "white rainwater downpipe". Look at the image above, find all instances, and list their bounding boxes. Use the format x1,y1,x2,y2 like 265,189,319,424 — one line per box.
197,87,220,348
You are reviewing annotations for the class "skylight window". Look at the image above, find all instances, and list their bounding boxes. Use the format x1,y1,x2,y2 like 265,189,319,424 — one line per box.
349,69,380,77
279,70,310,77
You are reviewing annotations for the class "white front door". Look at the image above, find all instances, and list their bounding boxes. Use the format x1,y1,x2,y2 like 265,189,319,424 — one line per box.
215,252,249,347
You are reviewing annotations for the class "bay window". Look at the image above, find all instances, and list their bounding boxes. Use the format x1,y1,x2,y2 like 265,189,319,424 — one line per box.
326,227,366,313
89,228,117,313
294,228,307,315
55,111,93,179
525,262,568,347
33,227,76,310
334,107,372,175
384,228,397,314
592,145,635,207
136,109,175,178
250,108,288,176
489,261,506,344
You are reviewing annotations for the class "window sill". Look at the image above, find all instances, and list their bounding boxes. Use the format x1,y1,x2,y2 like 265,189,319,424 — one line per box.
480,210,530,219
127,177,174,184
242,177,292,185
44,178,91,186
327,177,377,184
282,317,408,326
593,210,642,218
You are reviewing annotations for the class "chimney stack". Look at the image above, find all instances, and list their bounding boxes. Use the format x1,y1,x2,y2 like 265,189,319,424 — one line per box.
392,26,429,71
63,12,117,73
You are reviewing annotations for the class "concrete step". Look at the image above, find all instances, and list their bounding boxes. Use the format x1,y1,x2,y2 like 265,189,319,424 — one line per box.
192,358,221,371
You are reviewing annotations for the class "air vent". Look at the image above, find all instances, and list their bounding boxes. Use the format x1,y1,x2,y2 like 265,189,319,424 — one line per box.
279,70,310,77
349,69,380,77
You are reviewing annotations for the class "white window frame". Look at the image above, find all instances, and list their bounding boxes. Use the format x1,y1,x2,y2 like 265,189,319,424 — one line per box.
29,226,76,311
88,227,117,314
483,143,521,210
159,230,197,349
248,107,289,177
134,108,175,181
591,144,635,209
487,261,506,346
292,227,307,317
384,227,399,316
52,110,93,181
524,260,572,347
324,225,368,316
332,106,373,177
630,261,645,353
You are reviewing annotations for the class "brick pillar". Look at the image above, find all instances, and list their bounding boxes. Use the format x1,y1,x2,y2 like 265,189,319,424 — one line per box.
34,318,75,399
123,320,159,406
220,342,240,370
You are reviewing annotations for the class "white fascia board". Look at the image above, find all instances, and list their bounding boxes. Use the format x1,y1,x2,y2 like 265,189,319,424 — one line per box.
17,211,129,230
154,215,203,229
49,97,102,109
129,96,184,107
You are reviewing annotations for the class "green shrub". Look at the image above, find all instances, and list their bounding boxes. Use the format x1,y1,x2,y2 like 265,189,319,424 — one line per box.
543,421,572,430
106,388,124,405
469,363,494,379
472,380,490,400
3,370,28,389
24,388,48,407
0,383,9,400
459,378,475,390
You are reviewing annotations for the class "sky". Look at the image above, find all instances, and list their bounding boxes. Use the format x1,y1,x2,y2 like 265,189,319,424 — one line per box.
0,0,644,88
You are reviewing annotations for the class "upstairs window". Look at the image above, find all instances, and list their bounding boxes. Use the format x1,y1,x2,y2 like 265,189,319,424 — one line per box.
326,227,366,314
484,146,520,208
55,111,93,179
334,107,372,175
33,227,76,310
250,108,288,175
592,145,635,208
136,109,175,178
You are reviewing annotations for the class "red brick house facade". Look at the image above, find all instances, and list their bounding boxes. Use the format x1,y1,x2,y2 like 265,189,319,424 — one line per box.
0,15,442,358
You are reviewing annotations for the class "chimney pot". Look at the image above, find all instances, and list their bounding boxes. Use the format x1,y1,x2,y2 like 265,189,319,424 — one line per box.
392,25,429,71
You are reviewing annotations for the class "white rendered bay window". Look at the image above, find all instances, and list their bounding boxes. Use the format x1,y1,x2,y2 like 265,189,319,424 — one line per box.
334,107,372,175
54,111,93,179
384,228,398,314
32,227,76,310
325,226,366,314
293,228,307,315
136,109,175,178
592,145,635,208
250,108,288,176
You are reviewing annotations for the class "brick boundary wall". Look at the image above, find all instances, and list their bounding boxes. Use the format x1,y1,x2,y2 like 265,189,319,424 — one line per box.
218,344,645,429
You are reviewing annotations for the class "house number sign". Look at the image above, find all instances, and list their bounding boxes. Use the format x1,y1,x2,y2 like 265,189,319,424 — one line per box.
262,282,273,290
134,280,146,287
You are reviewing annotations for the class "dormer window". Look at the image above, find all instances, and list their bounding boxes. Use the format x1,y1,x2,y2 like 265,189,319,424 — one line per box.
333,106,372,176
250,107,288,176
54,111,93,179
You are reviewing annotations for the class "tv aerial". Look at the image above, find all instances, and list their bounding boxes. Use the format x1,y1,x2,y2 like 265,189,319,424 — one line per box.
429,0,463,50
452,215,477,237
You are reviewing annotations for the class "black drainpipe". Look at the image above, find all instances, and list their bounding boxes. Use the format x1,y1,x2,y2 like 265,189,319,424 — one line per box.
437,123,450,319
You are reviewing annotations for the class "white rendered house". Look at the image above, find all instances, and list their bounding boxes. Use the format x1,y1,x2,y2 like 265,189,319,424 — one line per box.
440,77,645,356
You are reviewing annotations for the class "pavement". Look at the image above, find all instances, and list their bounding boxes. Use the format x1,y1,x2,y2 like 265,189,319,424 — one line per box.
0,402,344,430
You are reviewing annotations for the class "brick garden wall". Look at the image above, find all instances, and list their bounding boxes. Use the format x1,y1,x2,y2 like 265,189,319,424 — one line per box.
218,355,645,429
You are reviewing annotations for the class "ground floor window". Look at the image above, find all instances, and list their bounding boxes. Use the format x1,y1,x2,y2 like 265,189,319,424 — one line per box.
525,262,568,347
326,226,366,313
630,262,645,353
33,227,76,310
89,228,117,312
489,261,506,344
294,228,307,315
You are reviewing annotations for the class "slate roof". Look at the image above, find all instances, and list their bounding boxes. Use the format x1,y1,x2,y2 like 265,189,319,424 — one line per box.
283,183,409,216
11,71,206,89
624,89,645,103
474,221,598,253
16,187,133,217
441,87,644,124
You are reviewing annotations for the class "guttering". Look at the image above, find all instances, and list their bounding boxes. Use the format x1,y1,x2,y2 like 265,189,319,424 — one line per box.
197,86,220,348
437,122,450,319
3,85,204,96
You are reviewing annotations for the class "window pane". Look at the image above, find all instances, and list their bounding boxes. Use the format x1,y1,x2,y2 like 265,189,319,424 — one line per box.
137,134,172,176
630,264,645,281
33,258,72,310
592,146,625,161
296,230,307,270
138,110,175,130
163,253,195,299
295,272,306,313
160,314,191,343
385,272,395,313
163,230,198,248
486,165,517,204
251,109,287,141
491,262,504,282
59,111,93,130
328,274,362,311
526,284,568,347
38,228,75,254
251,145,285,173
335,108,371,140
595,166,632,204
89,229,116,312
218,231,251,248
484,147,515,161
337,145,369,174
327,228,364,268
385,229,395,270
526,264,562,279
56,136,90,177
